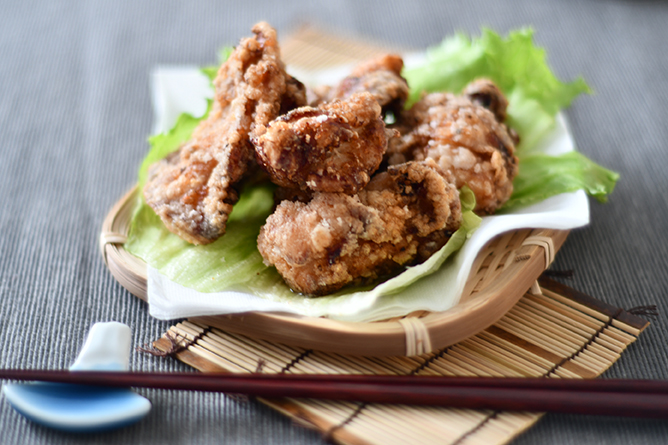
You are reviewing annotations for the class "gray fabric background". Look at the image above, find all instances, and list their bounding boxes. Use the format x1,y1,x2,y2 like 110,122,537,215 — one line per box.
1,0,667,443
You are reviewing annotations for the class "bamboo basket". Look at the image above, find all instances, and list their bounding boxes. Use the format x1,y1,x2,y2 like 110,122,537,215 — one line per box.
102,186,569,357
101,26,570,357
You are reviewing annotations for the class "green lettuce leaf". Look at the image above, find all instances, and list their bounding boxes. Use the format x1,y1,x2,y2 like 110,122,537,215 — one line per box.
403,28,591,150
126,183,275,291
500,152,620,212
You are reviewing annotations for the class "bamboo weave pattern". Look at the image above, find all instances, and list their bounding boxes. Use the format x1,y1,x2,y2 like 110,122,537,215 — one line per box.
155,280,647,445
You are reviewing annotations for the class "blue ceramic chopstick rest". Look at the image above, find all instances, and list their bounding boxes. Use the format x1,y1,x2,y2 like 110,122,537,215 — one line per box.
2,322,151,432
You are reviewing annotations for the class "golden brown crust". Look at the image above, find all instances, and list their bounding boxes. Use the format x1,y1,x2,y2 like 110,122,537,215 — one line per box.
329,54,409,115
389,80,519,215
462,78,509,123
257,160,462,296
143,22,306,245
253,93,389,194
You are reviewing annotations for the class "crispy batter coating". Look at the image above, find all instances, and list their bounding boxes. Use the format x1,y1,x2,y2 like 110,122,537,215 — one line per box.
329,54,409,115
273,186,313,204
253,92,389,194
462,78,509,123
389,81,519,214
143,22,306,245
257,160,462,296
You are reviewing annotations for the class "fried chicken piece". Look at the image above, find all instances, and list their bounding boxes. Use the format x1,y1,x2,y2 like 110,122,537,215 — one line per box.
257,160,462,296
462,79,521,146
385,122,427,166
384,89,435,166
388,81,518,215
273,186,312,204
253,92,390,194
329,54,409,116
462,78,509,123
144,22,306,245
413,94,518,214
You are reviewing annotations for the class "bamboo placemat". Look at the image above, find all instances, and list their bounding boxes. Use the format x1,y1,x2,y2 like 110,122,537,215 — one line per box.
152,276,649,445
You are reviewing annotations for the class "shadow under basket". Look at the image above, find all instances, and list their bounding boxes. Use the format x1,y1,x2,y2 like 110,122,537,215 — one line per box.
101,187,572,357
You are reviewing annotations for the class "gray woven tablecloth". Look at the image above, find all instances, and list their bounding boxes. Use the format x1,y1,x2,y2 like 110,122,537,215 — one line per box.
1,0,667,443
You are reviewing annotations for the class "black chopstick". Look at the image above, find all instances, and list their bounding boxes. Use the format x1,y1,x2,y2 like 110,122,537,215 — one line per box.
2,370,667,419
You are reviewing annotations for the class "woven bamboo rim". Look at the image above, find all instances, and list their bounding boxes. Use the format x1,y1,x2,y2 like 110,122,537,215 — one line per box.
101,186,569,356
